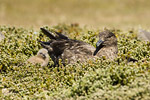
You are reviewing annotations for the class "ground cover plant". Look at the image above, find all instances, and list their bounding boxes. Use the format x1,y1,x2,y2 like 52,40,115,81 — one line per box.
0,24,150,99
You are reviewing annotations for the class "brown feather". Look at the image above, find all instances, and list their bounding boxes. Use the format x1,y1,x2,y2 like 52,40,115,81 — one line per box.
40,28,118,66
95,30,118,60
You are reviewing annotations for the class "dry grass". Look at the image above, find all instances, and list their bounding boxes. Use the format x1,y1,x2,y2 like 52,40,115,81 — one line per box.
0,0,150,29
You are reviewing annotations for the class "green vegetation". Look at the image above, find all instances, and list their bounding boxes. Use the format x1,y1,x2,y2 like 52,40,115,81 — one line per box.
0,24,150,99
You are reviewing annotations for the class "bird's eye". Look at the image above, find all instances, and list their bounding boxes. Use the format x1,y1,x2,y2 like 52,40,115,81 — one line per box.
106,35,111,38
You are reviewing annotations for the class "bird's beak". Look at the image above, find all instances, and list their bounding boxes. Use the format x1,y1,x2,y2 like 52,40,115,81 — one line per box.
40,53,46,59
93,40,104,56
96,40,104,47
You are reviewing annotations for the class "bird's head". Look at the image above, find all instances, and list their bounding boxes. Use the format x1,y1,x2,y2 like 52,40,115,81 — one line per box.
93,30,117,56
37,48,49,59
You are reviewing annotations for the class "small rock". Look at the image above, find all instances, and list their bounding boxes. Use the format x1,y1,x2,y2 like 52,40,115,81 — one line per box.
138,29,150,42
0,31,5,42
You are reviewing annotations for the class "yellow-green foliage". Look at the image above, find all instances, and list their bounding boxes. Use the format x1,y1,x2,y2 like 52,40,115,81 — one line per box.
0,24,150,99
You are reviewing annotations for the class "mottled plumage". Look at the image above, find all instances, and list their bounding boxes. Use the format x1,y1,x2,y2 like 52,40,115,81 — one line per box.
27,48,49,67
39,28,119,66
94,30,118,60
40,28,96,66
40,38,96,66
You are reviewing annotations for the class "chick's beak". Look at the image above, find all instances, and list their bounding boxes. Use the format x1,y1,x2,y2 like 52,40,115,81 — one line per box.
40,53,46,59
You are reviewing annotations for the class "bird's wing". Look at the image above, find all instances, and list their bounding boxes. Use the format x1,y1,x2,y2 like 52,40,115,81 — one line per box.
40,28,56,40
54,31,69,40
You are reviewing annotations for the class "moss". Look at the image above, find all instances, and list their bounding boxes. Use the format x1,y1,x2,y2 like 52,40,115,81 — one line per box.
0,24,150,99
